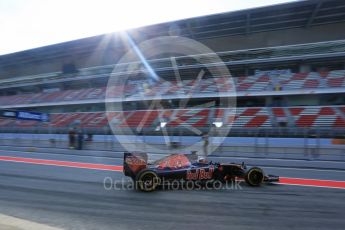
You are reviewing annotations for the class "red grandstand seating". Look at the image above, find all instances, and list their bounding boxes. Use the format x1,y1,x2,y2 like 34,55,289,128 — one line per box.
244,115,269,127
14,120,39,127
214,108,224,118
80,88,97,99
257,75,269,82
241,108,261,116
60,89,84,101
50,113,80,127
295,115,318,127
121,110,159,128
84,113,109,127
1,94,28,105
1,104,345,130
38,91,64,102
236,76,246,83
191,110,210,127
2,69,345,107
289,108,304,116
303,79,319,88
237,82,253,91
327,77,344,87
30,93,46,103
291,73,308,80
319,71,329,78
329,75,345,88
228,107,271,128
161,110,174,119
319,107,335,115
168,111,192,127
272,108,286,117
106,86,123,98
167,109,210,127
334,117,345,127
118,111,137,127
0,118,14,127
85,87,105,99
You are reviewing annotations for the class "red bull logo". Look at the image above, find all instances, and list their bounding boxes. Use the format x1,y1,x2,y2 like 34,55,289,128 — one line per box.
186,166,214,180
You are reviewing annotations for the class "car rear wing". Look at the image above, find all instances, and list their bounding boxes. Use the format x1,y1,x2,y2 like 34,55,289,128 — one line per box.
123,152,148,178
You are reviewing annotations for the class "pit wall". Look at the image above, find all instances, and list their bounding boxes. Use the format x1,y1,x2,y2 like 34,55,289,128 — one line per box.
0,133,344,171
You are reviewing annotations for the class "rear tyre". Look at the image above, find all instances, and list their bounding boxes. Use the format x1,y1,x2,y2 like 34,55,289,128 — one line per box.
245,167,264,186
135,169,160,192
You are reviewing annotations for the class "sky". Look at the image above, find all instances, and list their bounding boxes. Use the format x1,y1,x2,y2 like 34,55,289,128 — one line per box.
0,0,297,55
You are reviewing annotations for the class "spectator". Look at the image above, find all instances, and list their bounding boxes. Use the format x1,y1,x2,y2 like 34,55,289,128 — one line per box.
68,128,76,149
77,129,84,150
275,83,282,91
85,133,93,142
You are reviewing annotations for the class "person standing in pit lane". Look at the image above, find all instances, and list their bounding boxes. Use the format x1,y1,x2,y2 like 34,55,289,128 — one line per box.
68,128,76,149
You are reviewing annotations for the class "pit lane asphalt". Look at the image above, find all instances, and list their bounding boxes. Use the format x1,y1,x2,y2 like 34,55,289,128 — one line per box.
0,149,344,230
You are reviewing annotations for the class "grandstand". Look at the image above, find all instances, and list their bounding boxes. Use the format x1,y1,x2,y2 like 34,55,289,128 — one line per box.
1,0,345,143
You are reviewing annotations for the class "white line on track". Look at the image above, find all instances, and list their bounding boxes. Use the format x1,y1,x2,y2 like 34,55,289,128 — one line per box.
0,214,62,230
211,156,345,164
262,166,345,173
0,149,120,160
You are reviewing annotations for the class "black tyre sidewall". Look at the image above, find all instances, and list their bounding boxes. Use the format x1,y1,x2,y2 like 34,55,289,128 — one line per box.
245,167,264,186
136,170,160,192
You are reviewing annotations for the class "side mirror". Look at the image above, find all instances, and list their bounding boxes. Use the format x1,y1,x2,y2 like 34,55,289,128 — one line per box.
242,162,246,169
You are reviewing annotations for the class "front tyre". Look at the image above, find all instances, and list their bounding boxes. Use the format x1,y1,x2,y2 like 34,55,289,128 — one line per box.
245,167,264,186
136,170,160,192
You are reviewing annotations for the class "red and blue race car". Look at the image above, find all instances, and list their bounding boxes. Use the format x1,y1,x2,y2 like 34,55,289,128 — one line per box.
123,152,279,192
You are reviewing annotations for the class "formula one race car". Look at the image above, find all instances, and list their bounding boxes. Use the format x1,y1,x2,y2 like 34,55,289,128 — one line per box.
123,152,279,192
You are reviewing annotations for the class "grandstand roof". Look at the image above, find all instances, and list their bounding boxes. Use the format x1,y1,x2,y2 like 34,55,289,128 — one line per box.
1,0,345,67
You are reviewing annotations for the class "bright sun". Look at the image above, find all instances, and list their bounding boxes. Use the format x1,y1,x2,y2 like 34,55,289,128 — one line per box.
0,0,295,55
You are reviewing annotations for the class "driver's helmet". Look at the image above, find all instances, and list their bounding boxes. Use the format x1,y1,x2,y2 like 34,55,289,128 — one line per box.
197,156,207,163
